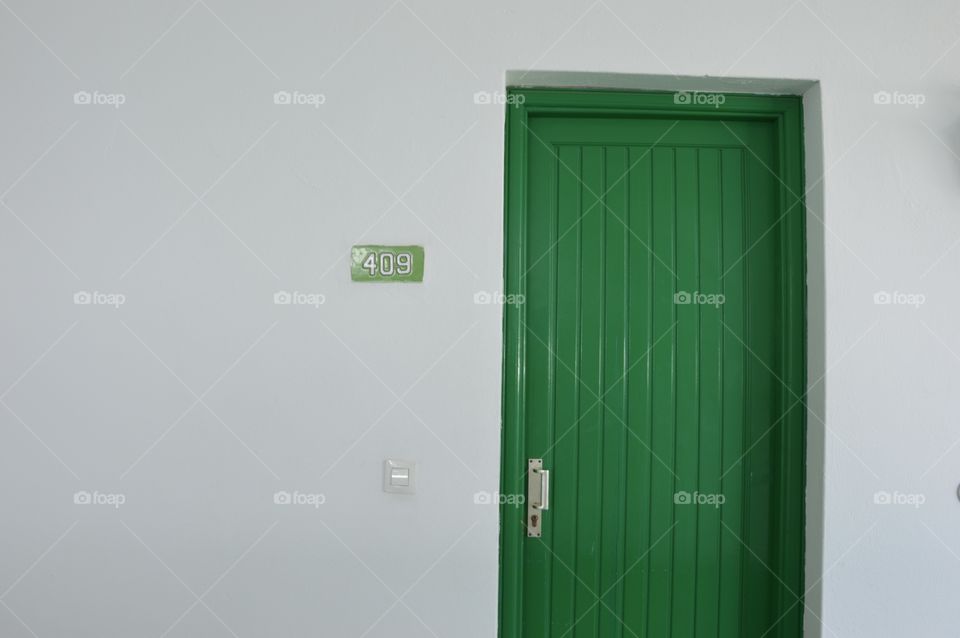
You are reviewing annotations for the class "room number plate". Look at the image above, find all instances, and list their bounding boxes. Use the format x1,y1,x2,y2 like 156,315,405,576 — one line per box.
350,245,424,282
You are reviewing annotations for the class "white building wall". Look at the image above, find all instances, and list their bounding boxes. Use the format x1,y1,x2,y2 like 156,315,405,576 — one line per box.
0,1,957,636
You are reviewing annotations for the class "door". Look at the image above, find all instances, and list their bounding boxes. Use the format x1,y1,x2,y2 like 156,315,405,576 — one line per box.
500,89,806,638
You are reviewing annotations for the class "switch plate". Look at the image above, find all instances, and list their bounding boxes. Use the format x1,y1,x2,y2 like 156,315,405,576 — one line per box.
383,459,416,494
391,468,409,486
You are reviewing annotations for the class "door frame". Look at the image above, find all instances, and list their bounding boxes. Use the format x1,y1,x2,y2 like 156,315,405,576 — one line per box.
499,88,807,637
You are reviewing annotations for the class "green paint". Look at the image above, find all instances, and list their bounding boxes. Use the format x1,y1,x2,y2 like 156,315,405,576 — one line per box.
350,245,424,282
500,88,806,637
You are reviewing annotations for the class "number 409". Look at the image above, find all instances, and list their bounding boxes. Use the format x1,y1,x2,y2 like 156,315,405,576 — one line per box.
362,251,413,277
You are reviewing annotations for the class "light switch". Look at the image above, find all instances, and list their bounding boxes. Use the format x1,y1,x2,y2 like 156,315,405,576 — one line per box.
390,467,409,486
383,459,416,494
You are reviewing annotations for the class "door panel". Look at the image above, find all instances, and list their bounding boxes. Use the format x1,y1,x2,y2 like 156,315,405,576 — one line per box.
502,90,805,638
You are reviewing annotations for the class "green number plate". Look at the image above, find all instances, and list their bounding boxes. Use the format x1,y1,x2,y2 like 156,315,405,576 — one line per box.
350,245,424,282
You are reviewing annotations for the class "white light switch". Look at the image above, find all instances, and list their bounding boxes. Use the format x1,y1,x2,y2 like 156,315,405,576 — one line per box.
391,467,409,486
383,459,416,494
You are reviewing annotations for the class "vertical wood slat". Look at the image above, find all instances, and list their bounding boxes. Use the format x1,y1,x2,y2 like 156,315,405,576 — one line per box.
623,147,653,638
599,147,628,637
718,147,746,638
741,142,779,637
551,145,581,636
695,148,723,637
573,146,605,638
672,147,699,638
522,135,554,638
543,141,559,635
647,146,677,638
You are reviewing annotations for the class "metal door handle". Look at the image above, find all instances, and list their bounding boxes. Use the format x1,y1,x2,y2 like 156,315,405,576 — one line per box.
527,459,549,537
538,470,550,511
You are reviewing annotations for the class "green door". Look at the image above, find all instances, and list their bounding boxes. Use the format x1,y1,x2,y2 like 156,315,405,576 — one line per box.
500,89,806,638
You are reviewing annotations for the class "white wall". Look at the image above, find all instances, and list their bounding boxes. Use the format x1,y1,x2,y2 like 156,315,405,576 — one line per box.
0,1,957,636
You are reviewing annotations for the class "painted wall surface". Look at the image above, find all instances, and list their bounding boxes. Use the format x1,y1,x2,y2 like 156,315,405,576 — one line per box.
0,1,956,636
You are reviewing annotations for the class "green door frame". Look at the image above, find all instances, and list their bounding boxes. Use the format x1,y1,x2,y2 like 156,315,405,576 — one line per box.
499,88,807,637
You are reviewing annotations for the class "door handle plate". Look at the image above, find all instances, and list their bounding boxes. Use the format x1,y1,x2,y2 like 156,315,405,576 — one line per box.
527,458,549,537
